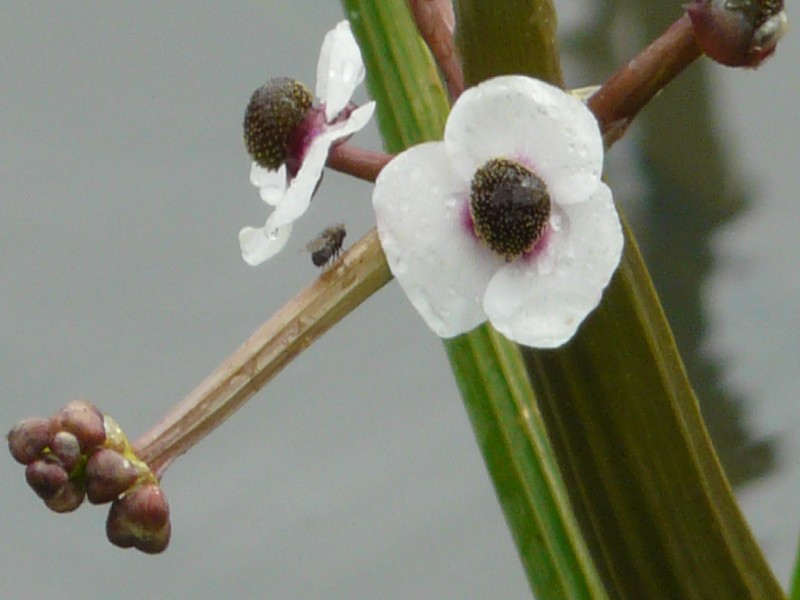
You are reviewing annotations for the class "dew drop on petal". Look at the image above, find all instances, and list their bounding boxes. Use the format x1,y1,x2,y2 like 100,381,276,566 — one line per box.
537,252,556,276
393,257,408,276
341,60,358,86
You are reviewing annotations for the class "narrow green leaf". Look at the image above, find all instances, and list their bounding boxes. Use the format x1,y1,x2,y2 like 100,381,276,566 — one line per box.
445,328,606,599
343,1,449,149
526,222,785,598
791,538,800,600
342,0,607,597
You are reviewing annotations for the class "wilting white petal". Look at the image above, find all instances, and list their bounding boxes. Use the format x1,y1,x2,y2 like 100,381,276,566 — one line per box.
316,20,366,121
445,75,604,205
483,183,622,347
373,143,504,337
240,20,374,268
250,163,287,206
239,223,293,266
266,102,375,231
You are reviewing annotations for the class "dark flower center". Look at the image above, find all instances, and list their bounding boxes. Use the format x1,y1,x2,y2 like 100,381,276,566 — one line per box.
469,158,551,261
243,77,313,170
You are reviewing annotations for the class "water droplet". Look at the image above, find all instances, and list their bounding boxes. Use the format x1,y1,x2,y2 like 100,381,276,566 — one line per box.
537,253,556,276
341,60,358,85
394,257,408,276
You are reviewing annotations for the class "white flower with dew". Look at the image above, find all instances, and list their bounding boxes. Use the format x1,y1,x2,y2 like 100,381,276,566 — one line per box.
372,75,623,348
239,20,375,266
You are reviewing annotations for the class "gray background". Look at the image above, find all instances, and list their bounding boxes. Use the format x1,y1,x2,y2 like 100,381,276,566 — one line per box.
2,2,798,599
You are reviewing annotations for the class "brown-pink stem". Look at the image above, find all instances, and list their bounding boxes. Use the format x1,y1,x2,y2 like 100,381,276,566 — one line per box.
407,0,464,100
327,144,392,183
588,13,702,146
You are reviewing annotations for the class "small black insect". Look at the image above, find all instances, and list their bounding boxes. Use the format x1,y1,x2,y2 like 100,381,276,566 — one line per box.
306,224,347,268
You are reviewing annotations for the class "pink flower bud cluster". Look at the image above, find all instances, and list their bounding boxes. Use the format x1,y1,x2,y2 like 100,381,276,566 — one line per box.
7,400,171,553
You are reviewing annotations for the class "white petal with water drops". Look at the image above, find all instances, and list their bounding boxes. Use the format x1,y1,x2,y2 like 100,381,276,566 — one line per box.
316,21,366,120
373,142,503,337
445,75,603,206
239,223,293,266
484,183,622,347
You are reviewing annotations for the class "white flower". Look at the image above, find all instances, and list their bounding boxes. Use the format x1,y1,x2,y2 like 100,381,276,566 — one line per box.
239,20,375,266
372,75,623,348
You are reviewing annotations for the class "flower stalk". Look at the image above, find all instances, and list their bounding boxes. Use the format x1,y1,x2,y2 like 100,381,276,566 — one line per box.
326,144,391,183
134,229,391,475
407,0,464,99
588,14,701,146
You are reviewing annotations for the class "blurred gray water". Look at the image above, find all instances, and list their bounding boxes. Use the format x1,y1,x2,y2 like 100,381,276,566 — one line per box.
2,3,798,598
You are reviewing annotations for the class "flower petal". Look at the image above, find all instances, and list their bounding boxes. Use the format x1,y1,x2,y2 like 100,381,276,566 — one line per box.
239,223,293,266
445,75,604,206
265,103,375,231
483,183,622,348
250,163,287,206
316,20,366,121
373,142,504,338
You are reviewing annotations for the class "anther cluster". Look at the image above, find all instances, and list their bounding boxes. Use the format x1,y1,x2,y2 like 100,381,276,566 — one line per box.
469,158,551,261
243,77,313,170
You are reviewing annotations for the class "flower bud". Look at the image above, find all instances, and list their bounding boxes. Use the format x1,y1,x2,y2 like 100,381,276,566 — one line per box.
106,483,171,554
44,480,86,513
687,0,787,68
50,431,82,473
85,448,140,504
52,400,106,452
25,458,68,501
7,417,53,464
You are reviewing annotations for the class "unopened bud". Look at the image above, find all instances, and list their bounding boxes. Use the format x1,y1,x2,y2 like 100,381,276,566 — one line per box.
53,400,106,452
106,483,171,554
44,480,86,513
85,448,140,504
50,431,82,474
687,0,787,67
25,458,68,501
7,417,53,465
